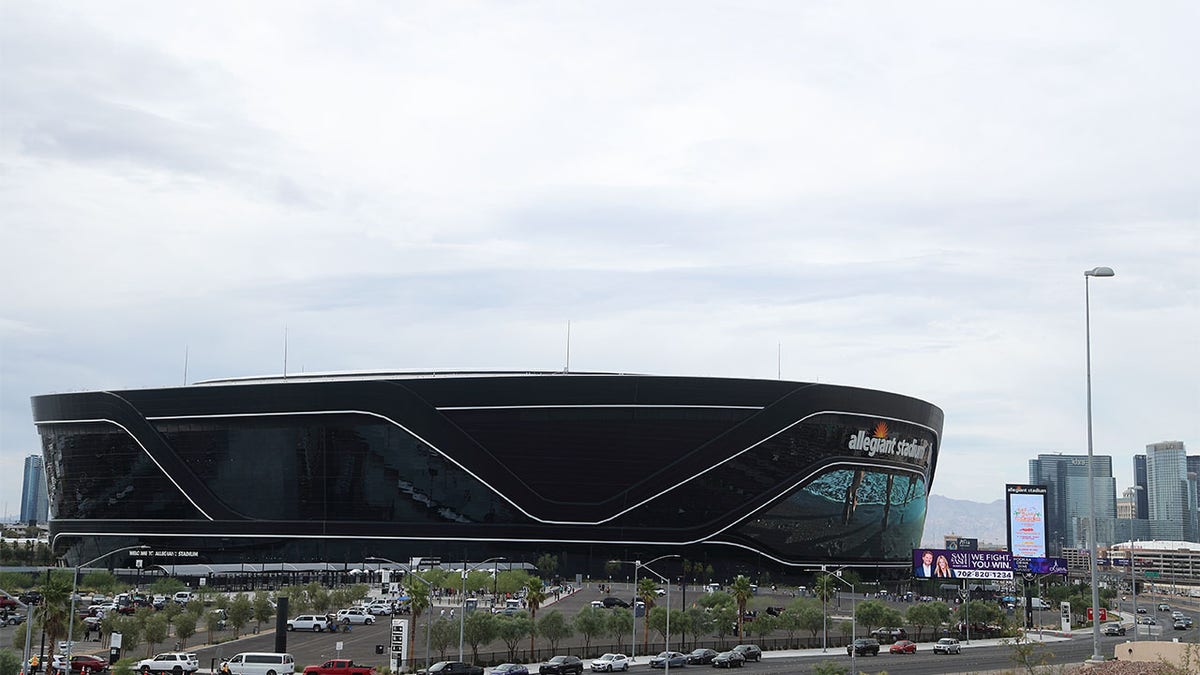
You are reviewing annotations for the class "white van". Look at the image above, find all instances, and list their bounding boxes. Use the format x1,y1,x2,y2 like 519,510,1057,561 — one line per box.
220,653,294,675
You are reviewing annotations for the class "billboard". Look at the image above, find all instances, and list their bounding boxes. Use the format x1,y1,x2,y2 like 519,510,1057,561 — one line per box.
1006,484,1048,559
1012,556,1069,575
913,548,1014,580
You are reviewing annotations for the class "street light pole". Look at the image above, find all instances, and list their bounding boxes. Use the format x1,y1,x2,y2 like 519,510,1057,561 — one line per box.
1084,265,1115,663
365,557,433,673
827,572,855,675
609,555,679,664
633,559,681,667
66,546,149,667
458,557,505,662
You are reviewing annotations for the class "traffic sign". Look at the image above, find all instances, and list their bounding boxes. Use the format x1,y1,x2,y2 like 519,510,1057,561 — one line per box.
1087,607,1108,621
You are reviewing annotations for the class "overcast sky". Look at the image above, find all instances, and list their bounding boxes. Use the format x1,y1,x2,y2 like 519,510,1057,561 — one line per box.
1,1,1196,519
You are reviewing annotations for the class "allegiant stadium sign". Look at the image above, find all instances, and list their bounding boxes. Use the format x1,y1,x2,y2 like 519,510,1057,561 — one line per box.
847,422,930,461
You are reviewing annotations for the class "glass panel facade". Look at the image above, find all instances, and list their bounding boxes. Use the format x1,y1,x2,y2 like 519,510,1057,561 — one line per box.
156,415,522,523
42,423,204,520
738,467,928,561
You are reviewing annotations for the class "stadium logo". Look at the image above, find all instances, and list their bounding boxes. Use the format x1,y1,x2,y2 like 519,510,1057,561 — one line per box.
847,422,929,460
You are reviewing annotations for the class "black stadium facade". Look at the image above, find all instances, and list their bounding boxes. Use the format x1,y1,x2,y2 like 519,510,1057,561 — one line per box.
32,371,943,575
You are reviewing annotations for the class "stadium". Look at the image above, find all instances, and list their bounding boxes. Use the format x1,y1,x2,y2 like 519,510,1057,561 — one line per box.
31,371,943,575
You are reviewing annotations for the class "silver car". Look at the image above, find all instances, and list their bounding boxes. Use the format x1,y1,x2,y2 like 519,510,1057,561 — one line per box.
588,653,629,672
933,638,961,655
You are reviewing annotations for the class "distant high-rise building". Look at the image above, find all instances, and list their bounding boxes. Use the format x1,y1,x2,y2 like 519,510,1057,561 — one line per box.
1146,441,1189,541
1029,453,1116,553
19,455,48,525
1134,454,1149,519
1188,455,1200,537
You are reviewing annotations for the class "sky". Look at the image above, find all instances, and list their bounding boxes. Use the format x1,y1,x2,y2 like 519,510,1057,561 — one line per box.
0,1,1196,519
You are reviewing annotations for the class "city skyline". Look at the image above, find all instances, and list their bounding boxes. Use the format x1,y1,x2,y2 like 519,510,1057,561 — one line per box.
1,3,1196,514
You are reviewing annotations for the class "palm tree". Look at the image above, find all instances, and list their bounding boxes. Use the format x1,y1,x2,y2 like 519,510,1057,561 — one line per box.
812,573,839,646
730,576,754,640
524,577,546,657
38,572,74,659
637,577,658,652
406,575,432,669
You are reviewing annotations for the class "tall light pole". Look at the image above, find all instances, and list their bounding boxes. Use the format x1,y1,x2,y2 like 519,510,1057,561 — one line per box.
826,571,856,675
633,558,679,673
458,557,505,662
610,555,679,663
365,557,433,672
1084,265,1115,663
66,545,150,665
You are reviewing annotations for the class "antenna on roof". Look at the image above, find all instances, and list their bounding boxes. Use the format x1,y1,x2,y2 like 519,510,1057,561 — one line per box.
283,326,288,379
565,320,571,373
183,345,189,385
777,342,781,380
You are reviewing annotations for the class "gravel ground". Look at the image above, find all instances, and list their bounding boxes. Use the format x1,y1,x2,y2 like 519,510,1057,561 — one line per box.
973,661,1181,674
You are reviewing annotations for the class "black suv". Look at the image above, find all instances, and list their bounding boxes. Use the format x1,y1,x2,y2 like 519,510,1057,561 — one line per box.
538,656,583,675
847,638,880,656
601,597,630,609
731,644,762,662
18,592,42,605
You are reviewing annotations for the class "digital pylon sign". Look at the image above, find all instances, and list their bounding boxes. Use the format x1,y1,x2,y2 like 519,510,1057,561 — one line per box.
1007,484,1048,559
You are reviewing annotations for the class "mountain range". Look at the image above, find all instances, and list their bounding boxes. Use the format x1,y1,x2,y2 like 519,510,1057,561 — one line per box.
921,493,1007,548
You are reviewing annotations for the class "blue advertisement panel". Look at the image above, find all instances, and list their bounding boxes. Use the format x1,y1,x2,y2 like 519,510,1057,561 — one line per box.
1006,484,1048,559
912,548,1014,580
1012,556,1069,575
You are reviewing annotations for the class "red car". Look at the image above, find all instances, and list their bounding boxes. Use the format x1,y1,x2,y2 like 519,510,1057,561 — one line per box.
888,640,917,654
52,655,109,674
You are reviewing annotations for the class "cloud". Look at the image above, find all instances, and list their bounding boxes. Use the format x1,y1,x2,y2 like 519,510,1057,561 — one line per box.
0,1,1196,517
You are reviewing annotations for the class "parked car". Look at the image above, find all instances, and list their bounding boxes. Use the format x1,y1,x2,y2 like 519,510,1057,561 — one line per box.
588,654,629,672
685,649,718,665
365,602,393,616
888,640,917,654
600,597,629,609
870,627,907,644
1103,623,1126,636
589,601,605,609
223,653,296,675
933,638,962,655
51,654,109,675
334,609,375,625
846,639,879,657
490,666,527,675
731,645,762,662
286,615,329,632
135,653,199,675
18,592,43,605
647,652,686,669
537,656,583,675
423,664,483,675
710,652,744,669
